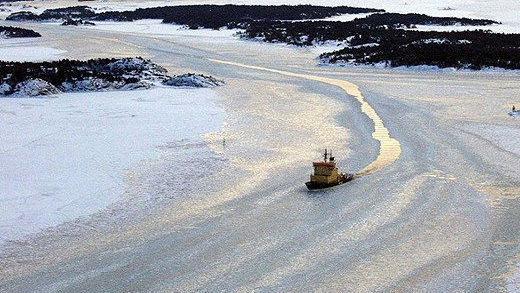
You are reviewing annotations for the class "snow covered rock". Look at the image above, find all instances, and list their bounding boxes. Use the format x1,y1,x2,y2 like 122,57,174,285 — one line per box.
106,57,169,82
509,110,520,117
7,6,95,22
119,80,152,90
0,26,41,38
1,58,225,97
6,11,39,21
59,78,150,92
60,78,117,92
107,57,167,74
163,74,224,88
0,83,11,95
61,19,95,26
11,79,61,97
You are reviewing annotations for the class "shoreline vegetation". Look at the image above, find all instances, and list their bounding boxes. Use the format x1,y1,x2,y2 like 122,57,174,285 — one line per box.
5,4,520,70
6,5,384,28
0,25,40,38
0,57,224,97
241,21,520,70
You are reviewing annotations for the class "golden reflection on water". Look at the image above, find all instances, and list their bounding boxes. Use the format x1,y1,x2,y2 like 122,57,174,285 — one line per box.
479,186,520,201
208,58,401,176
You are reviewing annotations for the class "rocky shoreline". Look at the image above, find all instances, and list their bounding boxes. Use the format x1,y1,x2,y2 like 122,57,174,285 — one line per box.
0,57,224,97
0,25,40,38
5,5,382,28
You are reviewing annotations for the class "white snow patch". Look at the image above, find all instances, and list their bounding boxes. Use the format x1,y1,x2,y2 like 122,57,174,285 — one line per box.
11,78,61,97
0,87,224,246
0,45,66,62
322,12,375,22
317,59,520,73
291,12,375,23
415,38,449,44
410,23,519,34
351,42,379,48
308,41,348,56
462,123,520,156
0,83,11,95
89,19,238,39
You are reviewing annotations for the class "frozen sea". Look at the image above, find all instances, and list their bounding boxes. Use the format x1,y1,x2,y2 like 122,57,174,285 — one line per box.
0,1,519,292
0,87,224,246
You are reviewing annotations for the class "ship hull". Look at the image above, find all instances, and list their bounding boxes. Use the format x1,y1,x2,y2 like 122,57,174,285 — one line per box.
305,174,354,190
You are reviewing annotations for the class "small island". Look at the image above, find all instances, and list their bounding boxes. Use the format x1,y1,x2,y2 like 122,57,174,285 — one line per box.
0,57,224,97
62,18,95,26
0,26,41,38
6,5,383,28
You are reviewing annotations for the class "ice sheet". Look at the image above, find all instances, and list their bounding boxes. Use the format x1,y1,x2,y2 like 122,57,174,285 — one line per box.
0,86,224,246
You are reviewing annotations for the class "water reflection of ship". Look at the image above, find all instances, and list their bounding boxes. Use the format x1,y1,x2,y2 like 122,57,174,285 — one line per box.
305,149,354,190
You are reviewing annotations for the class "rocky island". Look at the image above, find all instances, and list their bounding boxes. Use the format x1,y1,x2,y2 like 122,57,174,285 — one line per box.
6,5,383,27
0,25,41,38
0,57,223,97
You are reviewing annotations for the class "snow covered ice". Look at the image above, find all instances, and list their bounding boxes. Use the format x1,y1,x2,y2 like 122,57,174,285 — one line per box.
0,45,65,62
0,87,224,246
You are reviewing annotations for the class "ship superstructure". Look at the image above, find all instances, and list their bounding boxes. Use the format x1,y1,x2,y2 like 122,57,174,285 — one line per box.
305,149,353,190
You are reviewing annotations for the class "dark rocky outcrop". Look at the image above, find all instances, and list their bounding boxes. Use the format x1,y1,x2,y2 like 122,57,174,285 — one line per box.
239,15,519,70
61,18,95,26
0,26,40,38
0,57,224,97
7,5,383,28
5,11,40,21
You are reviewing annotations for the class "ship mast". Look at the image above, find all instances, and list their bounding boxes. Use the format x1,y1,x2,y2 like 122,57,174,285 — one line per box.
323,149,328,162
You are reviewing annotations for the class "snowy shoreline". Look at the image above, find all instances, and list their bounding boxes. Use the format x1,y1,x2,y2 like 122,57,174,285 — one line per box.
0,57,224,97
316,58,520,73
